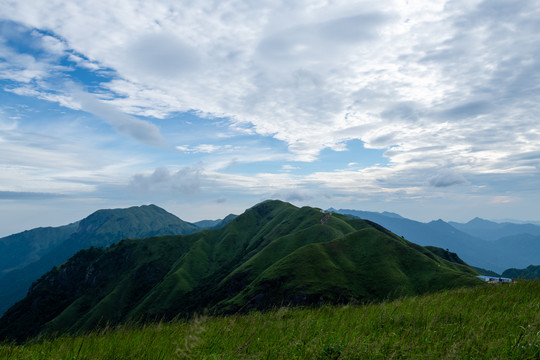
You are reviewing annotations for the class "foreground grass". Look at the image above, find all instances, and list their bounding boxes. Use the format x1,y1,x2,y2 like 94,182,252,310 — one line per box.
1,281,539,359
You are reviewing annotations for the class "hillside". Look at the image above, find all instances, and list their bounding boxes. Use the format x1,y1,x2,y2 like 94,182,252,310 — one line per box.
503,265,540,279
1,280,538,359
0,205,200,316
0,201,482,342
333,209,540,273
0,223,78,275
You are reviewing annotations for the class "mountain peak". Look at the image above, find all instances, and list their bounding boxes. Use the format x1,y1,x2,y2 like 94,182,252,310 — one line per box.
381,211,403,219
467,217,496,225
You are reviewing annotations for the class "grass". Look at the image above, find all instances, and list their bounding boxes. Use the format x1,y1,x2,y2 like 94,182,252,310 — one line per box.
1,280,538,359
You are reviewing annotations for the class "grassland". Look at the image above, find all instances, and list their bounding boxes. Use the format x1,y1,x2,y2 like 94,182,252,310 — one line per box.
1,280,538,359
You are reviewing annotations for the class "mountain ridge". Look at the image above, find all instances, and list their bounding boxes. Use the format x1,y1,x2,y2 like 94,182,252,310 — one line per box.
333,208,540,273
0,200,482,342
0,204,202,316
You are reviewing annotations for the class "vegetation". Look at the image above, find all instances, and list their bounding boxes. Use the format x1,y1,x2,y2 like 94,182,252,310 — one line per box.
0,204,201,316
503,265,540,279
1,280,538,359
0,201,482,342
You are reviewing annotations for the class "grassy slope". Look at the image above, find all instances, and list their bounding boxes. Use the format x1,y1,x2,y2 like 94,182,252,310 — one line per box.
220,227,480,311
1,280,538,360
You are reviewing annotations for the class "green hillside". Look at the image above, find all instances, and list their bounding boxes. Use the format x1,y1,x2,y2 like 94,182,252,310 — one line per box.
1,280,538,359
503,265,540,279
0,201,483,342
0,204,200,316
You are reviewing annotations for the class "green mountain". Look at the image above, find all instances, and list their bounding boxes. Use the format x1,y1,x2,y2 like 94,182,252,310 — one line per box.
502,265,540,279
0,204,200,316
0,201,482,342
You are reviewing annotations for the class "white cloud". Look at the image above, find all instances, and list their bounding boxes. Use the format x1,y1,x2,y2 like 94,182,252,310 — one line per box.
68,85,167,147
428,169,468,188
130,167,203,194
176,144,222,153
67,54,100,71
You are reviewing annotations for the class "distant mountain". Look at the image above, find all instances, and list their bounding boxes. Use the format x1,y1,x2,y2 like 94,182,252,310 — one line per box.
0,223,78,275
193,213,237,230
472,267,501,277
502,265,540,279
0,201,481,342
449,217,540,241
333,209,540,273
0,204,200,316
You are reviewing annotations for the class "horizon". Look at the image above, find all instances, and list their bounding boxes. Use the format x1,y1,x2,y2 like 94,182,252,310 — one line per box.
1,1,539,237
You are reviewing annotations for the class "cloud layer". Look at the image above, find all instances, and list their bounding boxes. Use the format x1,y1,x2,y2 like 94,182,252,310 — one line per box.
0,0,539,231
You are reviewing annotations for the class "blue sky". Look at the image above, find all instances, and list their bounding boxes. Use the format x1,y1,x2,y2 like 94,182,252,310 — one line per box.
1,0,539,236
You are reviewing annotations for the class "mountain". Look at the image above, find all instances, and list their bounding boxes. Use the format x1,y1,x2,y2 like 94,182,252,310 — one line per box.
332,209,491,268
449,217,540,241
472,267,501,277
0,223,78,275
0,201,482,342
502,265,540,279
332,209,540,273
0,204,200,316
193,213,237,230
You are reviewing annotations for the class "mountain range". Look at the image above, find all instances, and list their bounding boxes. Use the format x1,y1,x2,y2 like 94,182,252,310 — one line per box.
0,200,481,342
0,205,215,316
331,209,540,273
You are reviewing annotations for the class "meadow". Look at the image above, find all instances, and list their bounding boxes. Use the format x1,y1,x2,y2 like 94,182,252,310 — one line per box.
1,280,538,359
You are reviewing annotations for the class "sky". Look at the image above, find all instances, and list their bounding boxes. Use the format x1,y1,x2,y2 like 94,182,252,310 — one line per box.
0,0,539,237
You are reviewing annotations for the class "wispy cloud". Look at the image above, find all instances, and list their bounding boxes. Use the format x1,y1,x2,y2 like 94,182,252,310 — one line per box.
130,167,203,195
428,169,468,188
69,86,167,148
176,144,222,154
0,191,68,200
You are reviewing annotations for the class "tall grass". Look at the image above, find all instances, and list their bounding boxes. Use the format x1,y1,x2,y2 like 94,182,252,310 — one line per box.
1,280,538,359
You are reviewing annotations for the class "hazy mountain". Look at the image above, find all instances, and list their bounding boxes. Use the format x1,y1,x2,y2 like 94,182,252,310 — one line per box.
332,209,540,273
0,200,481,342
502,265,540,279
193,214,237,230
0,204,201,316
0,223,78,275
448,217,540,241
